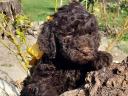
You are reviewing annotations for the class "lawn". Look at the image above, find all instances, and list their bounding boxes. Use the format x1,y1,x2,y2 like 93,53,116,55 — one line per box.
21,0,128,40
21,0,68,21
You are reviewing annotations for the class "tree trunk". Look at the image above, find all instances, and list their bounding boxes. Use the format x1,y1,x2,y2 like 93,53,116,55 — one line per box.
0,0,21,20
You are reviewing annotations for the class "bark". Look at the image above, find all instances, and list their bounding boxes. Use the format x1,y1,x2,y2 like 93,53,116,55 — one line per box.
0,0,21,20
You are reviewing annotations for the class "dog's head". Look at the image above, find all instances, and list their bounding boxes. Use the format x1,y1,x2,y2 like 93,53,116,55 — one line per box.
37,2,100,64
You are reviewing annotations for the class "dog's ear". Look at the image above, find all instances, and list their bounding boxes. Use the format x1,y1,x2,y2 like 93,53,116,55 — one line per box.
37,22,56,59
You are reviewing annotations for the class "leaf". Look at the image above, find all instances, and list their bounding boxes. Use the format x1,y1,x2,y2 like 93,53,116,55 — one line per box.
27,43,44,60
47,15,54,21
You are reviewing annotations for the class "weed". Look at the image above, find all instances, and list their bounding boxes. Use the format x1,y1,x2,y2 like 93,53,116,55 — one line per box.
0,13,32,73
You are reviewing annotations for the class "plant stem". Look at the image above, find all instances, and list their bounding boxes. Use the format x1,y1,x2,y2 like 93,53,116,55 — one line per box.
55,0,58,12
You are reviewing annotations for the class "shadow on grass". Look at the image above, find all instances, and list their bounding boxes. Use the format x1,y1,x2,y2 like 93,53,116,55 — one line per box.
47,7,55,11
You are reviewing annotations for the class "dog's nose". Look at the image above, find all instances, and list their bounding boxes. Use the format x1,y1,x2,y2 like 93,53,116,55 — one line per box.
82,47,93,55
83,47,91,52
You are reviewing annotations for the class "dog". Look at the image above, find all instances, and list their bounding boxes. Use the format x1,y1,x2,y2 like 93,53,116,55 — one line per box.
21,1,112,96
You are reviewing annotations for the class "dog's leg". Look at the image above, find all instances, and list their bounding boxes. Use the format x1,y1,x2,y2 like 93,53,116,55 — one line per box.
21,64,59,96
92,51,113,70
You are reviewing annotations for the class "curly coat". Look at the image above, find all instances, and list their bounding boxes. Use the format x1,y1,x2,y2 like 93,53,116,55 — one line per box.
21,2,112,96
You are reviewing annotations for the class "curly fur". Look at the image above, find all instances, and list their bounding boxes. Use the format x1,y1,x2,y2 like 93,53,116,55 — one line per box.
21,2,112,96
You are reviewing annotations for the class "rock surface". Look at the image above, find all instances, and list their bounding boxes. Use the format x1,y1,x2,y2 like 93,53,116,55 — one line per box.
0,22,39,83
99,36,128,63
60,57,128,96
60,89,85,96
0,38,27,82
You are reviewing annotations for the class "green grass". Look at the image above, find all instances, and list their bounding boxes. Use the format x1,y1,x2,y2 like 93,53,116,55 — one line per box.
22,0,128,41
22,0,68,21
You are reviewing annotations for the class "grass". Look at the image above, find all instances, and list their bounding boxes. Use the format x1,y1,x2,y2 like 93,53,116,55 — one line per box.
21,0,68,21
22,0,128,42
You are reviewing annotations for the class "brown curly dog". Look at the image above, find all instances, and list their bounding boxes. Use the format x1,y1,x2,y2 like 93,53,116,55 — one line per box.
21,1,112,96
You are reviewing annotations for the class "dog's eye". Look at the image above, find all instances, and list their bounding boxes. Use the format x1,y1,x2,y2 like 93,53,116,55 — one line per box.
63,36,72,42
70,17,75,21
91,23,94,27
88,31,92,35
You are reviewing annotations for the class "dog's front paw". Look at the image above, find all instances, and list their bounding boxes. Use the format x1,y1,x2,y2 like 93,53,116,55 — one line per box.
93,51,113,70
